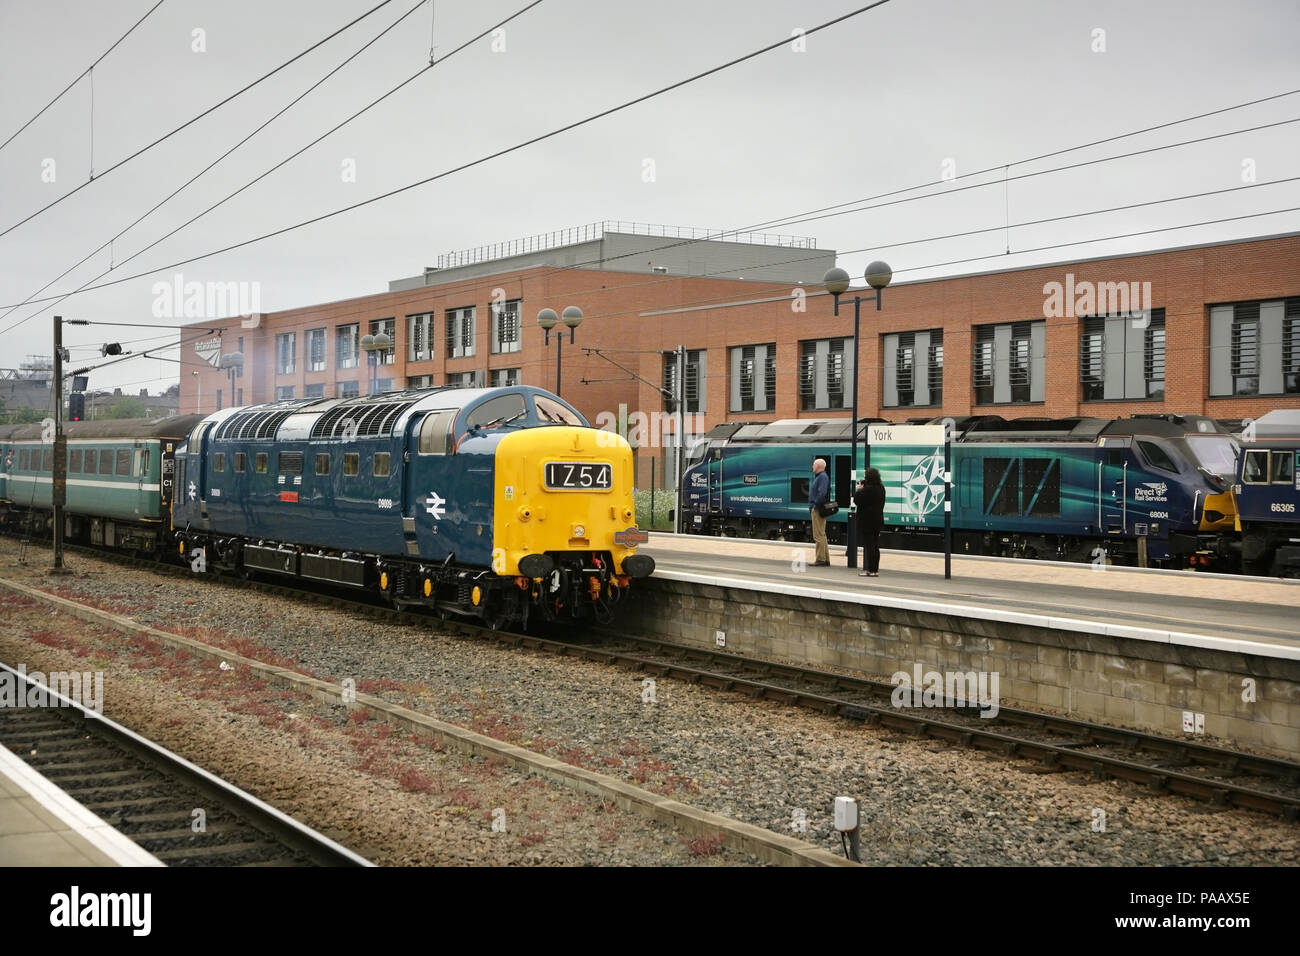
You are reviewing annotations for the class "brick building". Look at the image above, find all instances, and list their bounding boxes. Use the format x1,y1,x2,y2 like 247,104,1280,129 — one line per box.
181,224,1300,481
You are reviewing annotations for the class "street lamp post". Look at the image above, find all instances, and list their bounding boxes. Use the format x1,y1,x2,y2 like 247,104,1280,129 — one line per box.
536,306,583,398
219,352,244,408
360,331,391,396
823,261,892,569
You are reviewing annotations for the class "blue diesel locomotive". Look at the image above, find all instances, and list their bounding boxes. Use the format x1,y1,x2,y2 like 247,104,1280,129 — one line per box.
681,413,1240,568
171,385,654,626
1234,409,1300,577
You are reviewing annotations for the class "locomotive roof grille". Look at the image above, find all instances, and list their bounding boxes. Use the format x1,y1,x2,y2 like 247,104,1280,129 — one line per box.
309,400,417,439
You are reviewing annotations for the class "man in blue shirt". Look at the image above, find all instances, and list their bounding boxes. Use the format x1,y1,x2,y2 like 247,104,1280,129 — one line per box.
809,457,830,566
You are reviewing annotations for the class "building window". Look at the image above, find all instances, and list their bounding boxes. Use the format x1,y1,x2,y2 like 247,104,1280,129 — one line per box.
973,321,1043,404
1211,298,1300,397
336,324,359,369
307,328,326,371
338,380,359,398
490,368,520,387
275,385,295,401
928,333,943,405
662,350,707,414
409,313,434,363
1285,302,1300,394
1145,313,1166,399
491,298,521,354
730,343,776,413
276,332,296,374
973,327,995,405
216,388,223,410
447,370,482,388
797,338,851,410
1081,317,1105,401
374,378,393,394
304,383,325,399
446,307,475,358
409,374,434,389
368,318,395,365
1079,310,1165,401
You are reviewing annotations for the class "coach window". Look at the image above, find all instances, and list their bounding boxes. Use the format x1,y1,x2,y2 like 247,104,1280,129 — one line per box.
1135,440,1177,474
100,450,114,474
343,453,359,477
255,452,268,474
81,450,94,474
1241,450,1269,484
234,452,246,473
19,450,28,470
1271,451,1294,485
43,449,52,472
69,449,82,473
417,409,456,455
373,452,391,477
213,453,226,473
316,453,330,476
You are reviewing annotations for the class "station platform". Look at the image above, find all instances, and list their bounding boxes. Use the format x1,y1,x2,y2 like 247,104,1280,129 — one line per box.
0,737,161,867
644,533,1300,659
627,534,1300,758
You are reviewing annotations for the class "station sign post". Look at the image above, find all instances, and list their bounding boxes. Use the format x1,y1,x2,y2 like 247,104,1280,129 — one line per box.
866,423,952,580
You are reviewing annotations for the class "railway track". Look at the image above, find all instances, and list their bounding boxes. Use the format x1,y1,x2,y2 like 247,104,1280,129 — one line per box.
0,662,371,867
16,538,1300,821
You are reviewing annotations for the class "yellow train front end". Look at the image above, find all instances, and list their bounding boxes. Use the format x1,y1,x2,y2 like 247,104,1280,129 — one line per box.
493,427,654,625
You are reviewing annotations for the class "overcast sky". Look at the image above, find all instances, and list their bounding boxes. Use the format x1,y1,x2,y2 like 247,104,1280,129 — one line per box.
1,0,1297,395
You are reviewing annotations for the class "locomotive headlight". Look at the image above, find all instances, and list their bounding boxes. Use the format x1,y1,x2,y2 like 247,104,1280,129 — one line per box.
573,524,586,538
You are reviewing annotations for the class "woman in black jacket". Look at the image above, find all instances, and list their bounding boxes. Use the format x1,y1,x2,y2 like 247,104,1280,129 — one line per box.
853,467,886,577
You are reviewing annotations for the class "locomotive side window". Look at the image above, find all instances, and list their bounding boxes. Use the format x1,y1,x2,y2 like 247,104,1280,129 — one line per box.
100,450,114,474
69,449,82,473
1242,450,1269,484
255,452,268,474
213,453,226,473
343,453,359,477
418,410,456,455
234,452,246,473
315,454,330,476
1271,451,1294,485
1136,440,1177,474
373,452,391,477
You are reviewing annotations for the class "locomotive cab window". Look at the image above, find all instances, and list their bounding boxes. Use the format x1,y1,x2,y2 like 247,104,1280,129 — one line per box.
1271,451,1294,485
418,410,456,455
373,452,391,477
213,453,226,473
315,454,330,476
465,394,527,432
1136,440,1177,474
234,452,246,473
534,395,582,425
343,453,359,477
255,452,268,474
1242,450,1269,484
